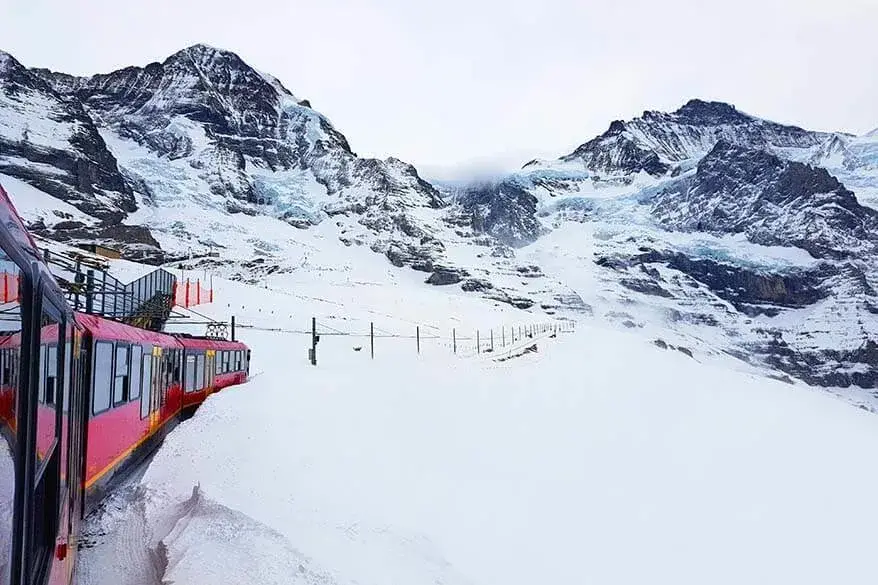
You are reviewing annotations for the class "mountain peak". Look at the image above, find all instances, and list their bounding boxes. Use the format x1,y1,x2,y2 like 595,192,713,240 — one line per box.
0,50,23,74
675,99,749,123
164,43,248,72
176,43,236,59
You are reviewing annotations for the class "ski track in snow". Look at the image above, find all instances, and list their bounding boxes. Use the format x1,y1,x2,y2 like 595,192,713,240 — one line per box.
73,265,878,585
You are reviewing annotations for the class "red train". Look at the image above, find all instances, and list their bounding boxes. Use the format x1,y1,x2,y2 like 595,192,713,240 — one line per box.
0,184,250,585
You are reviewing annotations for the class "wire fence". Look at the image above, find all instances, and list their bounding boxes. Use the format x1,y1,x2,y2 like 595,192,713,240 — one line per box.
235,316,577,366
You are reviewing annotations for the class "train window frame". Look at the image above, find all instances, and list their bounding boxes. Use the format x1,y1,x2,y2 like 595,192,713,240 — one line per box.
113,343,131,406
173,349,182,384
45,343,58,406
130,344,143,401
38,343,46,403
184,353,196,393
139,352,152,419
62,341,71,413
92,341,115,415
195,353,205,391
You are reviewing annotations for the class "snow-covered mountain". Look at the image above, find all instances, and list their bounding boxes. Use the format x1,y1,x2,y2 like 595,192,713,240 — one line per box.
3,45,451,272
447,100,878,395
1,46,876,400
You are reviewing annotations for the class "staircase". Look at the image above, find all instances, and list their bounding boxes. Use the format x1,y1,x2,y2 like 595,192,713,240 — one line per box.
43,249,179,331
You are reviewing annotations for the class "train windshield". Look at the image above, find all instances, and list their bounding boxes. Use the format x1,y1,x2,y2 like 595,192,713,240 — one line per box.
0,247,23,585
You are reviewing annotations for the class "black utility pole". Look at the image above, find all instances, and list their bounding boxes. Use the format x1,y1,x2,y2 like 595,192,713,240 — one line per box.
231,315,236,341
310,317,318,366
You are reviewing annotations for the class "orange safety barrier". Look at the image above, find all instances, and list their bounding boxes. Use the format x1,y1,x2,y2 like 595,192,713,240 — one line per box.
173,278,213,308
0,271,20,303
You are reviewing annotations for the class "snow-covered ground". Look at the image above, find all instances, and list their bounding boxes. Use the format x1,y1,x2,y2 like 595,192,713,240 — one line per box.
74,264,878,585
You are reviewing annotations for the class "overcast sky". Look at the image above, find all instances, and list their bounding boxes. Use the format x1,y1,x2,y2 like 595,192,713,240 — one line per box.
3,0,877,179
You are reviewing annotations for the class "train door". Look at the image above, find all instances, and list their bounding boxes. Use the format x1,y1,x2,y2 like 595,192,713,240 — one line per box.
148,348,162,432
64,327,85,543
205,351,215,395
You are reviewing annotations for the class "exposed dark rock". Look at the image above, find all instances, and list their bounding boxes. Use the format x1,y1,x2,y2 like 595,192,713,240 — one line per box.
515,265,544,278
652,141,878,259
426,268,468,286
461,279,494,292
619,278,674,298
509,297,535,309
455,180,542,246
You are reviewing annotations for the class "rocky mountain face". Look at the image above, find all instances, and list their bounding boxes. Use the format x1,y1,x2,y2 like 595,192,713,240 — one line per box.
448,100,878,396
1,46,876,400
652,141,878,259
0,50,158,255
2,45,446,268
556,99,831,177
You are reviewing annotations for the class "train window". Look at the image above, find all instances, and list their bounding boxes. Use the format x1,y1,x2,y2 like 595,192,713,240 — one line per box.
45,345,57,406
140,353,152,418
215,353,222,375
236,351,242,371
173,350,181,384
92,342,114,415
195,354,205,391
114,345,130,405
163,350,174,390
184,354,196,393
130,345,143,400
140,354,152,419
62,341,71,413
38,344,46,403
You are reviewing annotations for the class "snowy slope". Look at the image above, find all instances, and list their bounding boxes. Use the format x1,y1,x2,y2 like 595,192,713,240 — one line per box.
74,270,878,585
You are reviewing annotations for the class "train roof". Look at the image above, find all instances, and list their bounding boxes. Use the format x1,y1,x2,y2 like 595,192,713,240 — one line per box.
75,313,182,346
172,334,248,351
74,313,248,350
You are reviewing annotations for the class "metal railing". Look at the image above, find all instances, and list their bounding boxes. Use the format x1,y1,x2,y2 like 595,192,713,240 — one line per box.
44,249,177,329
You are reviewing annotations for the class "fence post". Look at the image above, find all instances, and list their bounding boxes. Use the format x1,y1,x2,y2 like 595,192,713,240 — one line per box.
476,330,480,354
311,317,317,366
371,322,374,359
417,326,420,354
502,327,505,346
86,270,95,314
453,329,457,354
490,329,494,352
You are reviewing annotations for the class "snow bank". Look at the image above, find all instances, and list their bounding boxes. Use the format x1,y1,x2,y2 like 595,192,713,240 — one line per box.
79,309,878,584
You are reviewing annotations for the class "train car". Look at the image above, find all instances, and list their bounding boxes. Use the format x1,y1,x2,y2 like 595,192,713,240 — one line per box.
75,315,184,513
0,182,251,585
175,335,250,412
0,183,79,585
